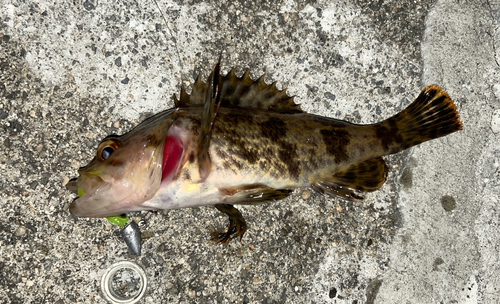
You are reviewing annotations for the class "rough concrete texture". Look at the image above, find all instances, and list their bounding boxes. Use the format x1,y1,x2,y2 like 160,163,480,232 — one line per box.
0,0,498,303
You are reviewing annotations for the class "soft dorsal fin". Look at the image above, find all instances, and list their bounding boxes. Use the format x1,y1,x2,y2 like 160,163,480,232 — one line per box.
174,58,303,113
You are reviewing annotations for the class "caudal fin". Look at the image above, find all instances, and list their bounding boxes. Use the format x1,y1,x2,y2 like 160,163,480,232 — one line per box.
377,85,463,154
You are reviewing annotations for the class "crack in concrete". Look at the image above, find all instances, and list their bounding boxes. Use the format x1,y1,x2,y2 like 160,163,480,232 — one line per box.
486,0,500,67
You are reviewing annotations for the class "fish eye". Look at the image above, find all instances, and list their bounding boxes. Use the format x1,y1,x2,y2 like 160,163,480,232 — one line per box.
101,147,115,160
97,138,121,162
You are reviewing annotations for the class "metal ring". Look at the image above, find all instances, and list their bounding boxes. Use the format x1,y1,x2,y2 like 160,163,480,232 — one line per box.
101,261,147,304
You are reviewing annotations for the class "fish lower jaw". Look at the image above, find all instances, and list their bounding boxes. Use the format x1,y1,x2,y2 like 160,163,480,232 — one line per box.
70,201,154,218
69,183,160,217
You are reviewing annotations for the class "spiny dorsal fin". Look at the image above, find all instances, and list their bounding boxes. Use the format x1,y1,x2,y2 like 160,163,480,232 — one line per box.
189,73,209,107
174,59,303,113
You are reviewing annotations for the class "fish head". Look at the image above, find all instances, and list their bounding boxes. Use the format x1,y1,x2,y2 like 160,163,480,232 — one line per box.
66,110,185,217
66,132,164,217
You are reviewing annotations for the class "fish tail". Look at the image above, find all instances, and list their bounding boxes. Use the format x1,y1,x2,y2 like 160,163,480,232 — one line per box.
376,85,463,154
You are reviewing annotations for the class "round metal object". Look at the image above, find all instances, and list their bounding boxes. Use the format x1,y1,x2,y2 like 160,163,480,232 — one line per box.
101,261,147,304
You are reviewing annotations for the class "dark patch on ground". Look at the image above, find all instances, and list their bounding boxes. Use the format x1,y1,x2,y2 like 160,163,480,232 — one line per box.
400,167,413,189
329,287,337,298
441,195,456,212
365,278,382,304
433,257,444,271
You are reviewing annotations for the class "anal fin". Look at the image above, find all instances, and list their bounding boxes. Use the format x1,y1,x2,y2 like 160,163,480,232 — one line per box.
312,157,388,201
219,184,293,205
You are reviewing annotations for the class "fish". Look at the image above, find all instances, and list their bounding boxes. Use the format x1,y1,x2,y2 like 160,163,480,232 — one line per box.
66,58,463,243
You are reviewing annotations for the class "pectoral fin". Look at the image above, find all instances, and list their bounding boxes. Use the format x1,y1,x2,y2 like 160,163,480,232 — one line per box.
312,157,388,201
210,184,293,244
197,58,222,182
210,204,247,244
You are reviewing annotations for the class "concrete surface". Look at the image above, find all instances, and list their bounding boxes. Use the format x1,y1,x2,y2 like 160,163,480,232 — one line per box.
0,0,498,303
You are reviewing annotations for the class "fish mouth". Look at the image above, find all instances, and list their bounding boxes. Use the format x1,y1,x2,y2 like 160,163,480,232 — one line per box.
66,178,79,194
66,173,117,217
66,172,108,196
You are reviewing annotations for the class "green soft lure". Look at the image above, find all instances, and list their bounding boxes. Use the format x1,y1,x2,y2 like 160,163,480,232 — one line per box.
106,216,129,227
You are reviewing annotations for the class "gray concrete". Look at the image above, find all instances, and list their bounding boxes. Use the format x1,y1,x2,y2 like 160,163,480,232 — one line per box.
0,0,498,303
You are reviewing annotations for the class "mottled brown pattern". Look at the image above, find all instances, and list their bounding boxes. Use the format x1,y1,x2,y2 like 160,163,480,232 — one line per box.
170,84,461,200
228,146,258,165
320,128,351,164
304,147,319,171
222,161,232,170
261,117,287,142
375,125,395,151
209,111,258,173
232,159,243,170
214,147,227,160
170,73,462,199
223,138,258,166
256,146,274,172
249,116,302,179
222,110,257,127
277,141,301,179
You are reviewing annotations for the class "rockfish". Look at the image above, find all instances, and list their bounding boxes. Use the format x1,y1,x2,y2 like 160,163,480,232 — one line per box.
67,59,462,243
